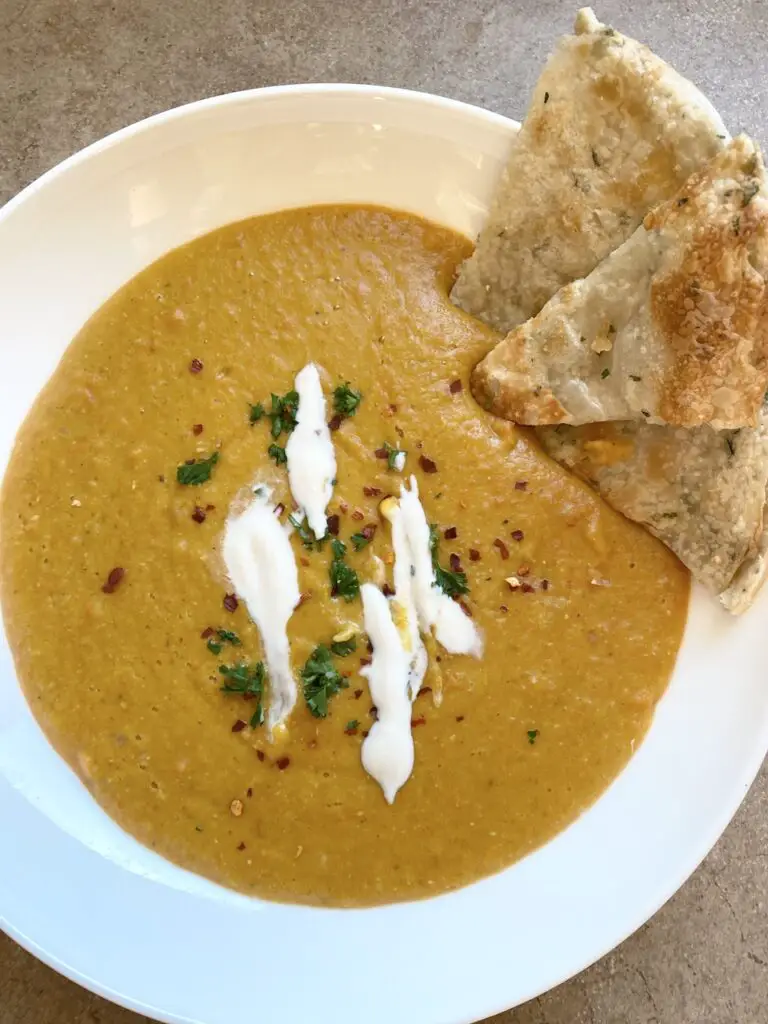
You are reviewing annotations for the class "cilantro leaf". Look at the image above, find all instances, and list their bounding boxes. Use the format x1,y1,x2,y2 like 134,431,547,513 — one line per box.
350,531,372,551
289,513,327,551
219,662,266,728
333,382,362,419
268,443,287,465
301,645,349,718
268,390,299,440
383,440,406,470
249,402,265,424
429,524,469,599
329,539,360,602
176,452,219,486
330,637,357,657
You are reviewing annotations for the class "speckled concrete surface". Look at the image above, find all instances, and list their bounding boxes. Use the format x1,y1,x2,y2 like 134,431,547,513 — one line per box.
0,0,766,1021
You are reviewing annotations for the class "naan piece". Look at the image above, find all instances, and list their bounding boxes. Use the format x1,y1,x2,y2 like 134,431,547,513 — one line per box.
451,6,728,334
472,136,768,431
537,406,768,609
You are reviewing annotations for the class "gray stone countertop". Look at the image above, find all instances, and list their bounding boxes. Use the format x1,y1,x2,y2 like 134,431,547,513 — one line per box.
0,0,766,1021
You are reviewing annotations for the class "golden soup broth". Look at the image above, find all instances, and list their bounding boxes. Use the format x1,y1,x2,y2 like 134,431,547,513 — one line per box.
1,206,689,906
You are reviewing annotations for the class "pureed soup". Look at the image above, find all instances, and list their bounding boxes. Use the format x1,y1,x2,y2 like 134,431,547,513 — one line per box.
0,206,689,906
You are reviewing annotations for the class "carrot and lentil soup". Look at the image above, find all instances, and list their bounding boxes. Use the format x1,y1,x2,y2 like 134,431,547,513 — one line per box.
0,205,689,906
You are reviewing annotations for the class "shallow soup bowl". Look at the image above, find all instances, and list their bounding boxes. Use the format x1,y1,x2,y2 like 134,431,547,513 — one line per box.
0,84,767,1024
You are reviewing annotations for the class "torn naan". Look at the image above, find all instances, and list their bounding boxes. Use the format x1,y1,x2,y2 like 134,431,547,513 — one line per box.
472,136,768,431
451,6,728,334
537,407,768,611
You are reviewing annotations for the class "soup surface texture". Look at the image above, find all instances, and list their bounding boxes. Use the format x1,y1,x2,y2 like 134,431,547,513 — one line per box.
1,205,689,906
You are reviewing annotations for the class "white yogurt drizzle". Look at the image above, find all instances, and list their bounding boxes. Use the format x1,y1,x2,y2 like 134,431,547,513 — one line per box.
221,487,301,734
285,363,336,539
360,476,483,802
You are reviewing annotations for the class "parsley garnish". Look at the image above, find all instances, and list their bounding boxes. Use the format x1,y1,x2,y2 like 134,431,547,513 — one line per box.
527,729,540,745
330,636,357,657
329,538,360,602
350,531,372,551
219,662,266,728
345,719,360,732
268,443,287,465
206,628,242,655
301,645,349,717
429,524,469,598
249,402,265,424
176,452,219,486
601,368,611,379
288,513,328,550
382,440,406,470
268,390,299,439
333,382,362,419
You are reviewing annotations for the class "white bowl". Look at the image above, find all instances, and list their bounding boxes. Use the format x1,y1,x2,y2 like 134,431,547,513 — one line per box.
1,84,767,1024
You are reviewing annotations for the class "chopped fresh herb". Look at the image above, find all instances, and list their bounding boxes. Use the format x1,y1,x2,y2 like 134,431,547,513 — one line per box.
527,729,540,745
429,524,470,599
331,637,357,657
345,719,360,732
333,382,362,419
301,645,349,717
207,639,223,655
288,513,327,550
206,627,242,655
176,452,219,486
601,368,611,379
249,402,265,424
268,443,287,465
380,440,406,470
629,374,642,382
268,390,299,439
350,529,374,551
219,662,266,728
743,181,760,207
329,539,360,602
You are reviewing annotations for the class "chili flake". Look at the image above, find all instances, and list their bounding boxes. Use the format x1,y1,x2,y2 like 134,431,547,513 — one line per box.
493,538,509,560
444,526,458,540
223,593,239,613
192,423,204,435
419,455,438,474
469,548,480,561
514,481,528,491
256,751,265,763
189,358,204,374
449,379,463,394
231,719,247,733
191,506,207,523
363,485,382,497
511,529,524,542
411,716,426,727
276,756,291,770
326,514,340,536
101,567,125,594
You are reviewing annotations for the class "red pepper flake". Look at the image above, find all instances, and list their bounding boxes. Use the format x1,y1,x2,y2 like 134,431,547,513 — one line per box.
515,480,528,491
191,506,207,523
419,455,438,474
206,503,216,511
500,605,508,613
518,563,531,577
354,688,363,699
158,474,166,483
200,626,215,639
273,503,285,518
363,485,382,497
101,567,125,594
328,414,343,431
344,722,359,735
411,716,426,727
382,583,395,597
541,579,550,591
449,379,463,394
359,656,372,668
339,500,349,514
521,582,535,593
390,404,398,414
351,507,365,521
493,538,509,560
361,524,377,542
298,591,312,607
458,600,473,618
192,423,204,435
369,706,378,720
326,514,340,536
449,553,463,572
237,841,246,851
223,593,239,613
189,358,204,374
444,526,458,540
366,637,374,653
300,557,310,568
246,787,253,797
456,714,465,723
511,529,525,542
374,447,389,460
256,751,265,763
362,730,370,738
417,686,432,698
231,719,247,733
469,548,480,562
276,756,291,770
395,425,404,438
